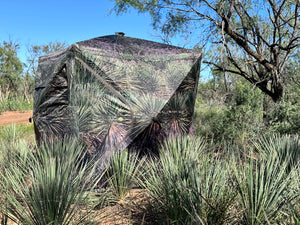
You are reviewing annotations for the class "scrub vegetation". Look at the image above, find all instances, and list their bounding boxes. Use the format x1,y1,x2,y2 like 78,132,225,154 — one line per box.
0,123,299,224
0,0,299,223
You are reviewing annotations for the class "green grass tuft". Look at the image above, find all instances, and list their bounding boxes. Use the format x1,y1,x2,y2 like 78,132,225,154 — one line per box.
0,97,33,114
107,150,145,202
0,137,105,225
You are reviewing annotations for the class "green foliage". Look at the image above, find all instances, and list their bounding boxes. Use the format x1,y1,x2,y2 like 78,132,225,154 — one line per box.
0,40,35,106
137,134,300,224
106,150,144,201
142,136,236,224
0,40,66,109
233,154,298,225
141,136,205,224
195,79,265,145
0,41,23,98
0,96,33,114
194,102,226,139
0,124,33,177
0,138,103,225
0,124,300,224
0,124,35,224
254,134,300,173
0,124,35,170
0,123,34,142
112,0,300,102
269,100,300,134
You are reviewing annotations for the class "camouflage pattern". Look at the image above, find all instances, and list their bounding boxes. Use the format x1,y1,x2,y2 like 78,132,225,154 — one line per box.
34,35,201,165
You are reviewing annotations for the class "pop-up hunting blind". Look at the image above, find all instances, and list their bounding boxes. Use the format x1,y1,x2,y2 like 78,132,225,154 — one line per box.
33,34,201,164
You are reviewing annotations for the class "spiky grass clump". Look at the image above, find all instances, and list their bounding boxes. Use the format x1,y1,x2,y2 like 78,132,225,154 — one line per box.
0,124,34,225
141,136,236,225
0,125,32,168
107,150,144,202
233,153,299,225
254,134,300,171
0,138,103,225
0,97,33,114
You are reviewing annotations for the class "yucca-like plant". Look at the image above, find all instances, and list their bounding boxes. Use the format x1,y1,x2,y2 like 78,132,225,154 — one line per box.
0,137,104,225
279,166,300,225
0,125,33,225
165,61,191,92
254,134,300,171
233,153,298,225
0,125,31,163
132,66,160,93
199,155,237,225
130,93,166,137
106,150,144,202
141,136,208,224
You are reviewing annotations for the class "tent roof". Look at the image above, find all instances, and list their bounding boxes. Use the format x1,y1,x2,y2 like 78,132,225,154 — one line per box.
75,34,195,55
36,34,200,89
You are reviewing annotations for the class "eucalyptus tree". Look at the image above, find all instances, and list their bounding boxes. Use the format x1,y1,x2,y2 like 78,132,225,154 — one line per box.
112,0,299,102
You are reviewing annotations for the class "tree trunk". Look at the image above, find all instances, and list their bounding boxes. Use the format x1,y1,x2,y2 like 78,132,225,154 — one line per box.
271,73,284,102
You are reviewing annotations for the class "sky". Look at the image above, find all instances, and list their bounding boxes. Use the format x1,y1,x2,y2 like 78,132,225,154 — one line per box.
0,0,161,64
0,0,210,79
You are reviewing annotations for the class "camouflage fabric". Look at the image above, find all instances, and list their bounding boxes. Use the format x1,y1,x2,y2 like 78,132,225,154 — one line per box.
34,35,201,165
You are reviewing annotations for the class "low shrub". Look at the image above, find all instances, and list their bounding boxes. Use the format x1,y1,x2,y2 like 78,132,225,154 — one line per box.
141,136,236,224
0,137,104,225
233,152,299,224
0,97,33,114
106,150,145,202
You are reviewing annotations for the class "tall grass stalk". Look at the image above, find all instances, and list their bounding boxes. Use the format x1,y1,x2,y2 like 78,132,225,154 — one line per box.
0,138,104,225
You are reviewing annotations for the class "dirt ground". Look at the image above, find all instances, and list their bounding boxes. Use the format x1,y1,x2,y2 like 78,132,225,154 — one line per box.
0,110,33,126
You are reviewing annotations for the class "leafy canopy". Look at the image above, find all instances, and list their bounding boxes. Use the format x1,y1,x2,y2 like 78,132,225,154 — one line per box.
0,41,23,97
112,0,300,102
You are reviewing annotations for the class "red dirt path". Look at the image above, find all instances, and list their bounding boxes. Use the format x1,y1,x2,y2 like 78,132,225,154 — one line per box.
0,110,33,126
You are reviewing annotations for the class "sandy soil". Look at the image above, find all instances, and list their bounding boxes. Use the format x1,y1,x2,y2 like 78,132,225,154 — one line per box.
0,110,33,126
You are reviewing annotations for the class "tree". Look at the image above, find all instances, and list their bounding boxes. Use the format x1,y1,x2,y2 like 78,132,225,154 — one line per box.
286,49,300,88
21,41,68,102
27,41,68,76
0,41,23,99
112,0,299,102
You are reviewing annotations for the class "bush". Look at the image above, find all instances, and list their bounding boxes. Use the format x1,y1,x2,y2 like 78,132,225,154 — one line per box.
233,154,298,225
196,84,264,145
269,100,300,134
0,137,104,225
0,97,33,114
106,150,145,201
142,136,236,224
